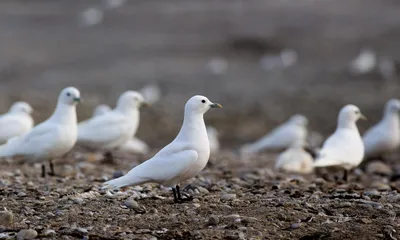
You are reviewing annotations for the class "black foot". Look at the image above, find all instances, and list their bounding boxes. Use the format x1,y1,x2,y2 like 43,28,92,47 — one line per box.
172,185,194,203
343,169,349,183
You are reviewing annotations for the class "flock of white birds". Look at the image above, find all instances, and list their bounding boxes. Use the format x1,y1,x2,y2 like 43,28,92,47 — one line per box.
0,85,399,201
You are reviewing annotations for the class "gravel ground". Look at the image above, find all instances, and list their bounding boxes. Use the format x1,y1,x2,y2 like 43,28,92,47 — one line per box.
1,151,400,239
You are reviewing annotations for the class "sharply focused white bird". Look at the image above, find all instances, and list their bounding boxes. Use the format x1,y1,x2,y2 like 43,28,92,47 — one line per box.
275,139,314,174
0,102,34,144
239,115,308,155
363,99,400,159
207,126,220,154
313,105,366,181
0,87,80,177
104,95,222,202
78,91,147,154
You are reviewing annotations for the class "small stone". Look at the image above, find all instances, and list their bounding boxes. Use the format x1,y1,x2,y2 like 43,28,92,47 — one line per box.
371,183,391,191
207,215,219,226
224,214,240,221
43,229,56,237
17,229,38,240
149,208,158,214
113,170,124,179
73,198,84,204
17,192,27,197
290,223,301,229
124,199,139,209
0,210,13,226
221,193,236,201
197,187,209,194
366,161,392,176
75,228,88,235
241,217,258,224
360,218,372,224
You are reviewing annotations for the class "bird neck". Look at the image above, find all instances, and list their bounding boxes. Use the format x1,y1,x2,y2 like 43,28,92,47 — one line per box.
49,103,77,125
176,111,206,141
116,106,138,117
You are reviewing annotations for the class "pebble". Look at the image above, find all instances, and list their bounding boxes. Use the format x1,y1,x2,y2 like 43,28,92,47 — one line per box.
17,192,27,197
207,215,219,226
290,223,301,229
113,171,124,179
221,193,236,201
0,210,13,226
75,227,88,235
197,187,209,194
73,198,84,204
124,199,139,209
241,217,258,224
43,229,56,237
366,161,392,176
17,229,37,240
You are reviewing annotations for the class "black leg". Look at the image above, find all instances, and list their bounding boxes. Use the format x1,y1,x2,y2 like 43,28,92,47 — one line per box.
172,187,179,203
41,164,46,178
343,169,348,182
48,160,55,176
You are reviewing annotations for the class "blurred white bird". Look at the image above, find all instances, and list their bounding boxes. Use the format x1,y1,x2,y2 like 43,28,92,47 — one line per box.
0,102,34,144
313,105,366,181
91,103,150,155
103,0,126,9
80,7,104,27
139,84,161,105
78,91,147,161
0,87,80,177
93,104,111,117
207,126,220,155
363,99,400,159
104,95,222,203
206,57,228,75
349,48,377,75
239,115,308,155
275,139,313,174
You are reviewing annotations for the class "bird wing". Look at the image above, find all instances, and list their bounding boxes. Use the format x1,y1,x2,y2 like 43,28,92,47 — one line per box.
78,112,129,146
104,149,198,188
313,129,361,167
0,123,59,157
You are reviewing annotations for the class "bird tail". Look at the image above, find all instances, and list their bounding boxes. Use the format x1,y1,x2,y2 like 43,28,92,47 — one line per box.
103,169,147,190
313,154,338,168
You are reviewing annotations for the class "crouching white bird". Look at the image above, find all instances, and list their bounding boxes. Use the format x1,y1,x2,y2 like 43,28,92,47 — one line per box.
77,91,148,161
313,105,366,181
363,99,400,160
104,95,222,203
0,102,34,144
0,87,80,177
239,114,308,155
275,139,314,174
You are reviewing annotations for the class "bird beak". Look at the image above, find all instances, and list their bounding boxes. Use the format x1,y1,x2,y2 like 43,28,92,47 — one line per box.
360,114,367,120
141,102,151,107
210,103,222,108
73,97,81,103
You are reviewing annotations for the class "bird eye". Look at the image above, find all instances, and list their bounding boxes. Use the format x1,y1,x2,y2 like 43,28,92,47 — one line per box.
66,92,71,97
201,100,206,103
355,110,359,114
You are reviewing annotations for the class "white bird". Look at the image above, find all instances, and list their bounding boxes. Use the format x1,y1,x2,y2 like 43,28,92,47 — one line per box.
207,126,220,154
91,103,150,155
80,7,104,27
363,99,400,159
93,104,111,117
0,102,34,144
349,48,377,75
104,95,222,203
313,105,366,181
239,115,308,155
139,84,161,105
0,87,80,177
78,91,147,160
275,139,313,174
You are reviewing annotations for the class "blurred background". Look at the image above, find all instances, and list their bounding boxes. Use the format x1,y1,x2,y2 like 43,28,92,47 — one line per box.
1,0,400,148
